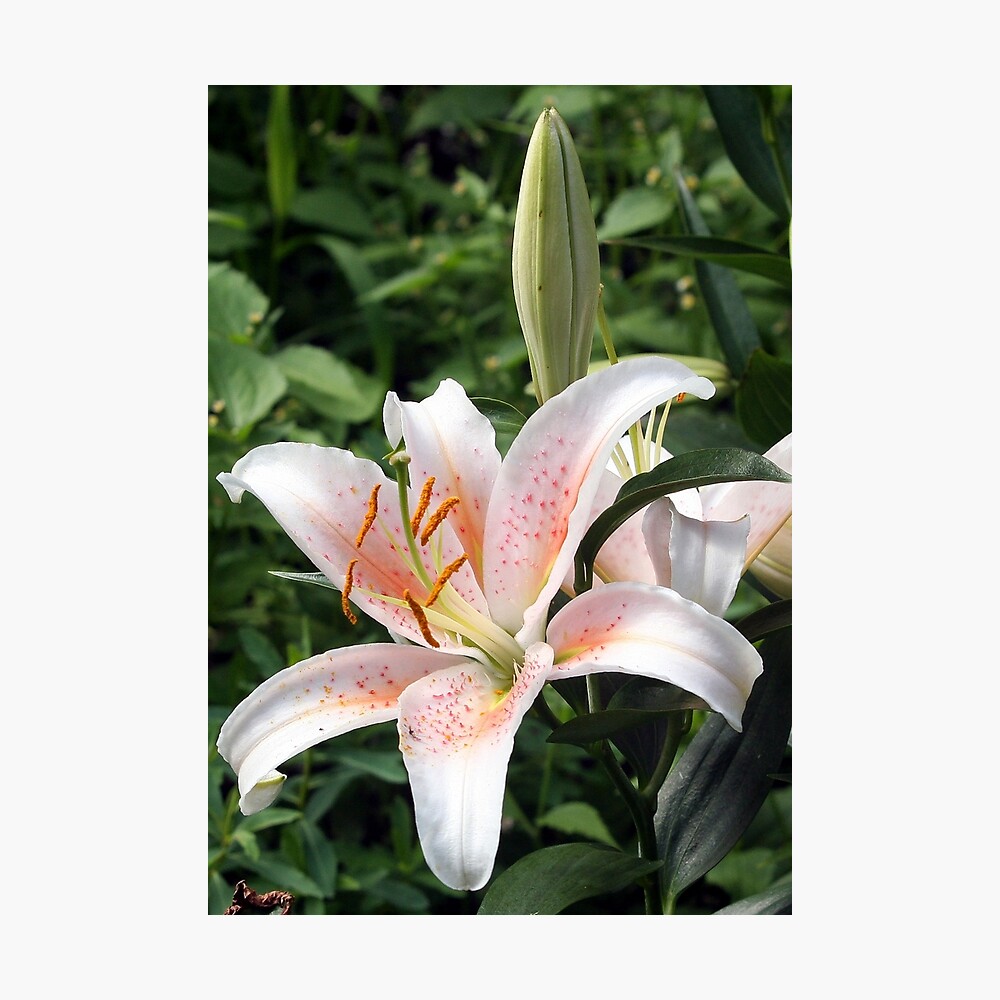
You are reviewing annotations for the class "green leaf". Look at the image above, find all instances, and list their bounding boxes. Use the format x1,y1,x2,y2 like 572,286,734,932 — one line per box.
266,85,297,222
478,844,661,914
298,819,338,897
208,264,268,339
736,599,791,643
607,676,710,714
330,748,408,784
704,846,777,901
574,448,790,592
703,86,790,221
655,627,792,903
471,396,527,435
237,808,302,834
674,171,761,378
208,336,287,432
269,570,338,590
274,344,383,423
241,854,325,900
735,349,793,449
237,626,286,678
536,802,620,848
548,708,686,747
290,186,374,237
607,235,791,288
596,187,674,241
208,147,259,198
715,877,792,915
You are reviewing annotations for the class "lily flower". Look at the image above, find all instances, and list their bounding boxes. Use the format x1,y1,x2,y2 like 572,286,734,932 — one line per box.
215,357,765,891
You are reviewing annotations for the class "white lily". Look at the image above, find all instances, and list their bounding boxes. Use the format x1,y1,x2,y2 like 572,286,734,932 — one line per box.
589,431,792,616
215,357,765,891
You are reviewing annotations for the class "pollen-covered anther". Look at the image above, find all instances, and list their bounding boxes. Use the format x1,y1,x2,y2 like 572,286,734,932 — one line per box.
420,496,461,546
410,476,436,535
355,484,381,548
342,558,359,625
403,589,439,648
676,392,687,403
425,553,469,607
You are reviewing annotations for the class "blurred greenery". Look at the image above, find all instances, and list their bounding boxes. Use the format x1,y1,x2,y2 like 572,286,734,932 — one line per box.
208,84,791,915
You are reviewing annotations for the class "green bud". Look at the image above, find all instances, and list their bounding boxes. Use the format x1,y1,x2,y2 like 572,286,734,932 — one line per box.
513,108,601,404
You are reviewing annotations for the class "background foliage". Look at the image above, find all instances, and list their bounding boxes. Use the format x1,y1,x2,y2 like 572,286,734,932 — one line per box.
208,84,791,915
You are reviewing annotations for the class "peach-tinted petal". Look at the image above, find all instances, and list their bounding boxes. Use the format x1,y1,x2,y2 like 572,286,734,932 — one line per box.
217,643,458,815
699,433,792,569
217,442,487,648
546,582,762,731
397,643,553,890
483,357,715,647
642,497,750,616
383,379,501,583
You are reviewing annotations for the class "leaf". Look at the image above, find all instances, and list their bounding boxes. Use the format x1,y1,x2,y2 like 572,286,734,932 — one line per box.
237,808,302,834
537,802,619,848
471,396,527,435
674,171,761,378
478,844,661,914
735,349,793,449
298,819,339,897
274,344,383,423
208,264,268,339
237,625,286,678
715,878,792,915
574,448,791,592
266,85,297,222
269,570,338,590
241,854,324,900
548,709,675,747
655,627,792,903
208,336,287,432
290,186,374,237
736,599,791,643
703,86,790,221
330,748,408,784
596,187,674,241
607,235,791,288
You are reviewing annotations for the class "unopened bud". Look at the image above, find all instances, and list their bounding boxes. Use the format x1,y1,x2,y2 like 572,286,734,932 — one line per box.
512,108,601,404
750,515,792,598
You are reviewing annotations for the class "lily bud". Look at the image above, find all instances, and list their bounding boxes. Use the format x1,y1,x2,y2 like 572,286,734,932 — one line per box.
513,108,601,404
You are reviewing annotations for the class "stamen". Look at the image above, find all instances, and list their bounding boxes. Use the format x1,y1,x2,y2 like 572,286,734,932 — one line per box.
342,558,359,625
403,589,439,647
425,553,469,607
355,484,381,548
420,496,461,546
676,392,687,403
410,476,436,535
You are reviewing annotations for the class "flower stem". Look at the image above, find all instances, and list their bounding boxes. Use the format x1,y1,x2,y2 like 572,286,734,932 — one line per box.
640,710,691,806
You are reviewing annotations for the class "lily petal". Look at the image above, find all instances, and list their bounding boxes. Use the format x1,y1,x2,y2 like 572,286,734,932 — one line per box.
483,357,715,646
397,643,553,890
699,433,792,569
383,379,502,584
217,643,456,815
642,497,750,616
218,442,488,648
546,581,762,731
588,469,657,587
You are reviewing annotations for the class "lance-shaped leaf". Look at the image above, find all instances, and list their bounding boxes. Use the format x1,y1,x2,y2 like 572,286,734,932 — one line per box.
736,599,792,643
675,171,762,379
574,448,791,592
735,349,793,449
715,878,792,915
477,844,662,915
655,626,791,906
607,235,791,288
703,86,791,221
471,397,528,435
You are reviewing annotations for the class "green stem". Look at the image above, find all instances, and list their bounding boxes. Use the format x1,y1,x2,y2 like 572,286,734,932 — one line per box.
640,711,690,806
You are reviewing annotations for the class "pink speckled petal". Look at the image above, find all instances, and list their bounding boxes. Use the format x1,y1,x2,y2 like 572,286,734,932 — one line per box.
483,357,715,646
217,643,457,815
383,379,502,584
588,468,657,586
218,442,487,648
699,433,792,570
546,582,762,731
642,497,749,617
397,643,553,890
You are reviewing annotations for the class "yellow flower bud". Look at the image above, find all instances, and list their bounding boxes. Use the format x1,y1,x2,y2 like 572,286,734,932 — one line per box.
513,108,601,404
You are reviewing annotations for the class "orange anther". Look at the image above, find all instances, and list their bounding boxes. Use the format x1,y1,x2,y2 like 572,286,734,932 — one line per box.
419,496,461,546
403,589,439,648
355,484,381,548
410,476,436,536
676,392,686,403
425,553,469,607
342,558,359,625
